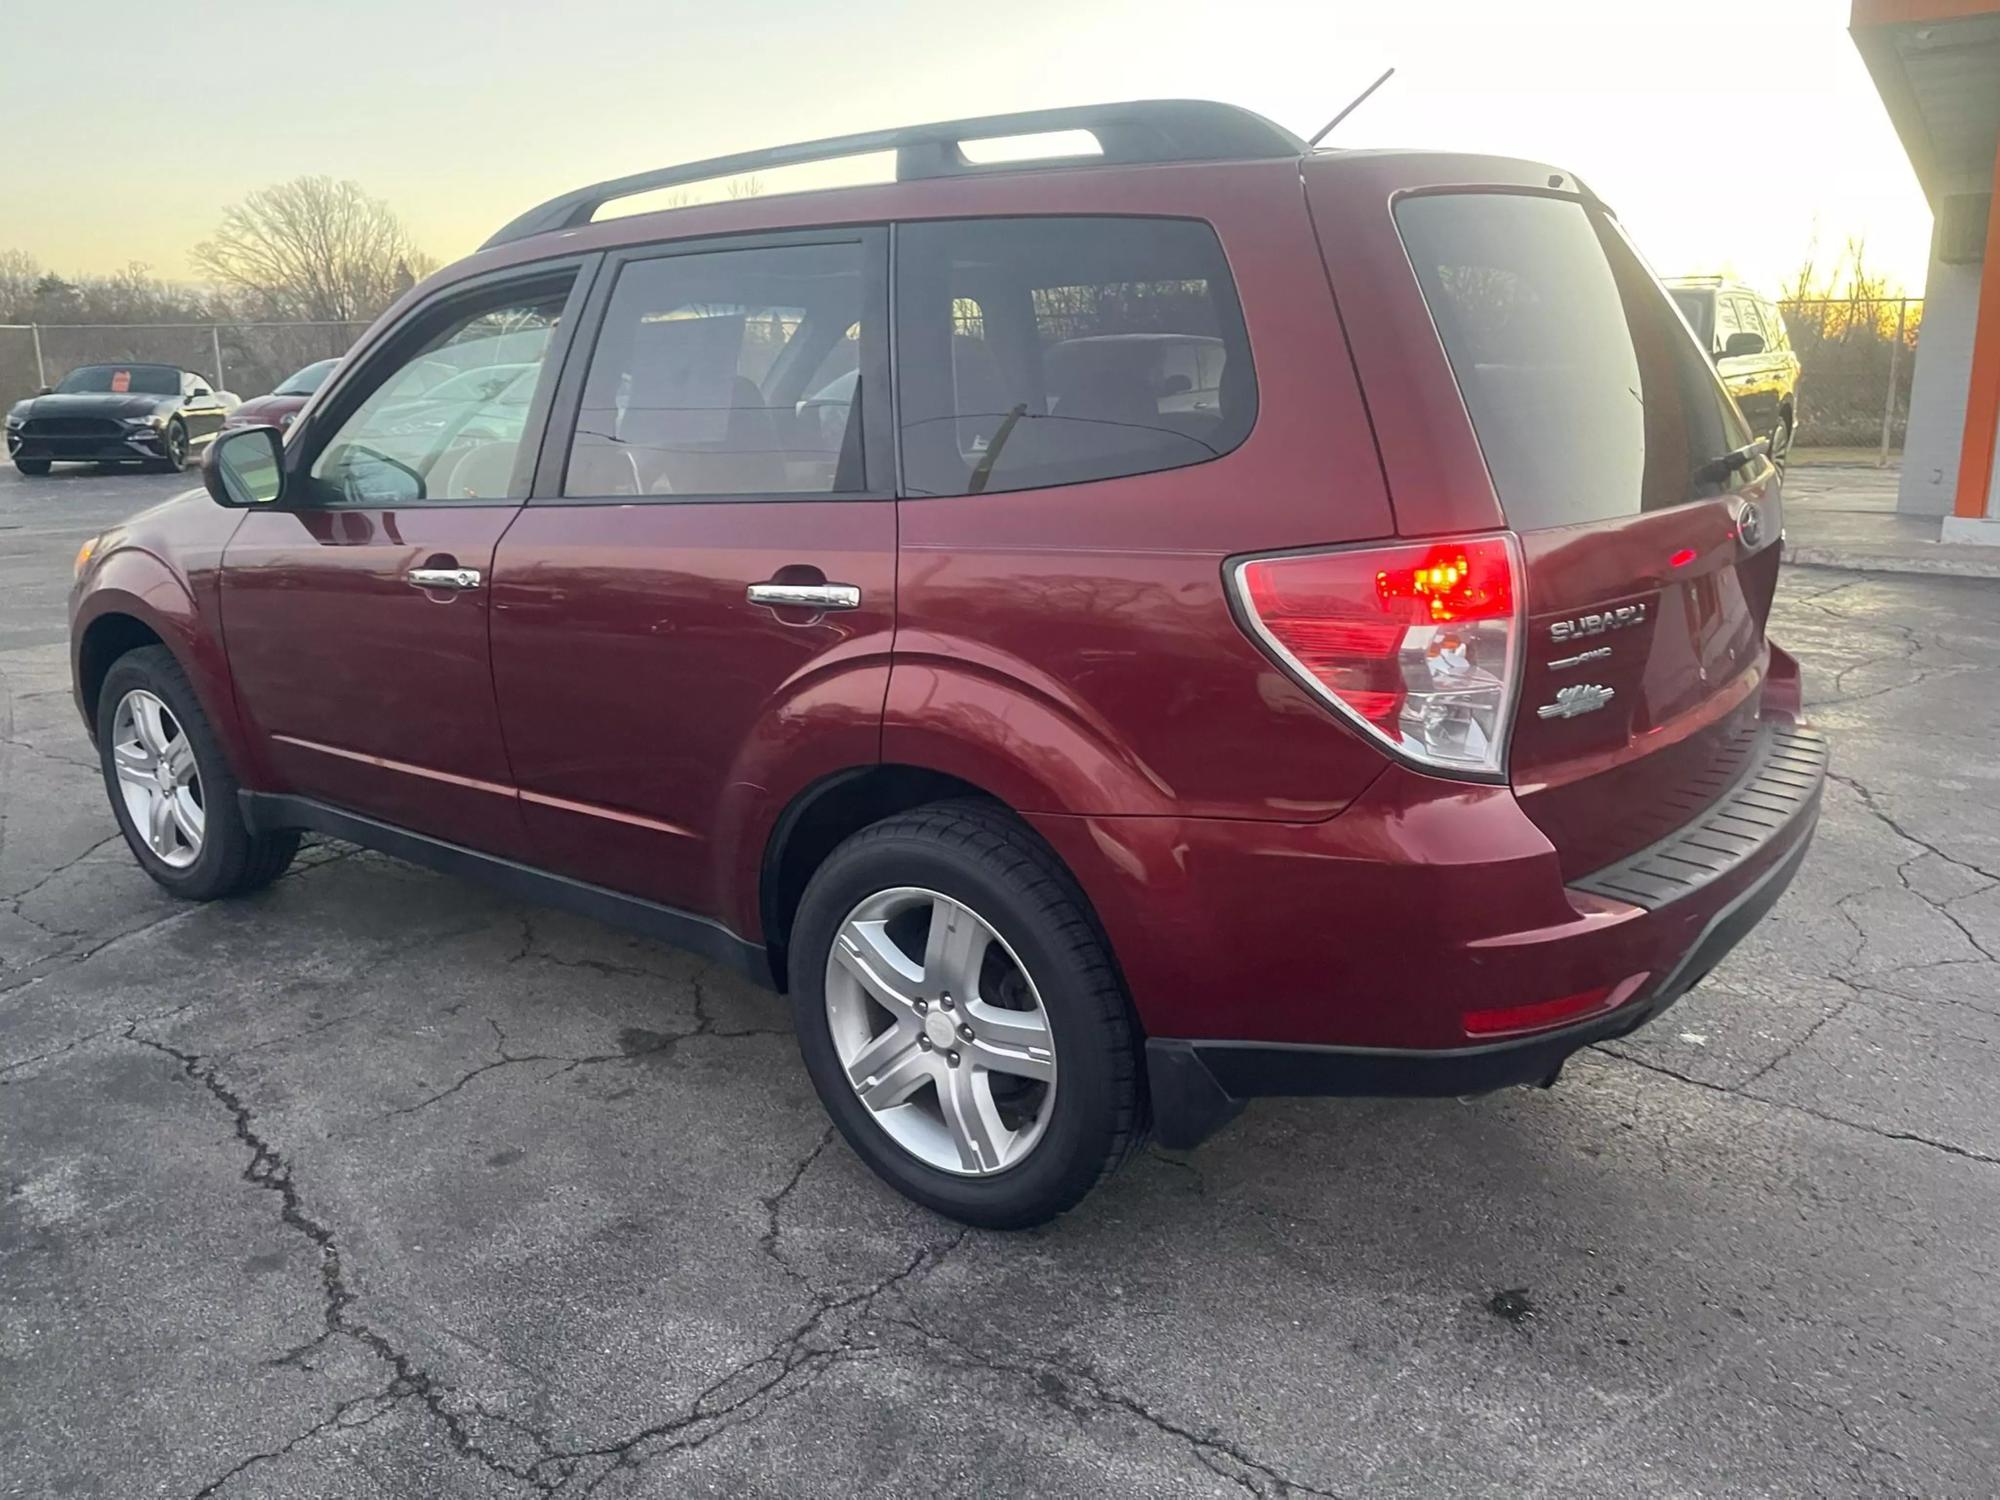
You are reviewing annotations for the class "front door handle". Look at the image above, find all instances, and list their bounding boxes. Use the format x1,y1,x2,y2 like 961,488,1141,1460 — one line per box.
746,581,860,610
407,567,482,591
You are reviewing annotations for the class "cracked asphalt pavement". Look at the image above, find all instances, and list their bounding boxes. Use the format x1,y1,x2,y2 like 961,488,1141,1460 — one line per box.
4,466,1998,1497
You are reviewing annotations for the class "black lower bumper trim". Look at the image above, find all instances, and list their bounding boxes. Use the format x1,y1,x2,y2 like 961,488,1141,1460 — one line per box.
1147,827,1815,1150
238,791,776,989
12,442,160,461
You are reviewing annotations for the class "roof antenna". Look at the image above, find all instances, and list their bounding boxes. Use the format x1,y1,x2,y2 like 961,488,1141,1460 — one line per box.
1306,66,1396,149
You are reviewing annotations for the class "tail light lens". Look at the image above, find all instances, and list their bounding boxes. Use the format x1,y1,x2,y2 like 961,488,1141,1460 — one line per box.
1230,534,1523,778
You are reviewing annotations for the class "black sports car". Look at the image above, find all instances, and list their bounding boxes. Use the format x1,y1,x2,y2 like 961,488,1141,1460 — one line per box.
6,363,239,476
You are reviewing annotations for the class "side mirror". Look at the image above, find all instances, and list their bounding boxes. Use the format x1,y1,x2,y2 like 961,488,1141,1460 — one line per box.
36,385,52,396
1723,331,1766,358
203,425,286,508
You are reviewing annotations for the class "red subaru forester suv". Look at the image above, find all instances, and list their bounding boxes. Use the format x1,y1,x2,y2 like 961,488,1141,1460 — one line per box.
70,102,1825,1228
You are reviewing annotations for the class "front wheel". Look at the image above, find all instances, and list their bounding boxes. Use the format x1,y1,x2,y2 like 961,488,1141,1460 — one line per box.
790,802,1143,1229
96,645,299,900
153,419,189,473
12,457,50,476
1771,411,1793,468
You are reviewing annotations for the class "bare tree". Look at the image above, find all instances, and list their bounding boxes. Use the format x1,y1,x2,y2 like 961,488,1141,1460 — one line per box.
192,177,436,322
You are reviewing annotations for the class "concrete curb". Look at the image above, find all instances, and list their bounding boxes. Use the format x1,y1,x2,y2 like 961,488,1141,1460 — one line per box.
1786,545,2000,580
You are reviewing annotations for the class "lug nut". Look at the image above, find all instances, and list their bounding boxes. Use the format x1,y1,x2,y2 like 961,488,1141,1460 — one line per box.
947,1051,961,1067
917,1035,934,1051
914,999,927,1014
940,995,955,1011
958,1024,974,1042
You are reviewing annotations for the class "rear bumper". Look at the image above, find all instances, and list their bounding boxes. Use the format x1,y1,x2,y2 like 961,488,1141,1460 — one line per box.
1146,824,1815,1147
1026,710,1828,1151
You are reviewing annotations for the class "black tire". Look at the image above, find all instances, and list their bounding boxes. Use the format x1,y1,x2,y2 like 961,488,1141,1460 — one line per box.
154,419,189,473
12,458,50,476
95,645,299,900
790,800,1144,1229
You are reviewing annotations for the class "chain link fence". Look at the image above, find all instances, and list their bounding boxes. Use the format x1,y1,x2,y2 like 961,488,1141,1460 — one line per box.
2,320,370,409
1777,295,1922,460
6,299,1928,463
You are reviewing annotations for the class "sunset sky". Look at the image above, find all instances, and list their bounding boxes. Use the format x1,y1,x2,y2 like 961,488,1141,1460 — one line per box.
0,0,1933,298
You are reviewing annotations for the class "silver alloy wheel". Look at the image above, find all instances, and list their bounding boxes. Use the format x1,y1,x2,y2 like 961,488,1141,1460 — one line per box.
825,886,1058,1176
110,688,204,869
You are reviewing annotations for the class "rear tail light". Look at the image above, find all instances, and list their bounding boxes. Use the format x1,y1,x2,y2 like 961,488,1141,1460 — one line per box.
1230,534,1523,778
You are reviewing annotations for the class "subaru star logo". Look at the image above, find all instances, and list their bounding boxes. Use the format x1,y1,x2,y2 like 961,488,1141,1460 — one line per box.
1735,499,1764,550
1537,683,1616,720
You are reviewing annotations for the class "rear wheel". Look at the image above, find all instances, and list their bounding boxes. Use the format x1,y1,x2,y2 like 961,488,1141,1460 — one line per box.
790,802,1143,1229
96,645,298,900
12,458,50,477
1771,410,1793,467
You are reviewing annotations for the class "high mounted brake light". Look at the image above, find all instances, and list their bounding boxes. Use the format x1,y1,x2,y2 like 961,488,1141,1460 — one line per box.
1230,535,1524,778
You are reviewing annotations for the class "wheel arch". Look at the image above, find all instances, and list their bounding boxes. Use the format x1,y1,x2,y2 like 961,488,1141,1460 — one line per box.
71,567,264,786
75,610,169,731
758,764,1005,991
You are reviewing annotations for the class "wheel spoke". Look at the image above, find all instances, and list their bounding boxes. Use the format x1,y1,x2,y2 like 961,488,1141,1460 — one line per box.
131,696,171,757
147,791,176,855
168,788,204,846
967,1035,1055,1084
847,1030,935,1112
833,920,924,1021
938,1064,1009,1173
162,735,197,785
113,747,154,787
922,897,990,1002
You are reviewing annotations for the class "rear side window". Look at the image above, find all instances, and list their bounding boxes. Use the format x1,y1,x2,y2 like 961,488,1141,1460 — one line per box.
1396,194,1753,529
894,216,1255,498
564,240,871,498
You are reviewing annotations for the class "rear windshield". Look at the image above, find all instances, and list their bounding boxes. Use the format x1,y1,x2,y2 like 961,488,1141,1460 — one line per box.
1396,193,1753,530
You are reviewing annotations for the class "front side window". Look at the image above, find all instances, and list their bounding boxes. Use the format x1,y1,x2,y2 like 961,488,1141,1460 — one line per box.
563,240,871,498
1396,193,1754,530
895,215,1256,498
308,280,571,505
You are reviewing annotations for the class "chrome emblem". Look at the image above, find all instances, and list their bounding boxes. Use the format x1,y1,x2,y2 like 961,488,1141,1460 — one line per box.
1549,603,1647,643
1548,645,1614,671
1735,499,1764,550
1537,683,1617,720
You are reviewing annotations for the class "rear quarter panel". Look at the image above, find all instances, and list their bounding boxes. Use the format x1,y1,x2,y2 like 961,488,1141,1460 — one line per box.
888,160,1397,822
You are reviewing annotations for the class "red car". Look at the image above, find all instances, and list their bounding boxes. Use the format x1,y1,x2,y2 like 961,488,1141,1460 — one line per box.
218,357,341,434
69,102,1824,1228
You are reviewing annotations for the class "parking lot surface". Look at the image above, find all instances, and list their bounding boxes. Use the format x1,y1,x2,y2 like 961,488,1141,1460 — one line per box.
3,465,1997,1497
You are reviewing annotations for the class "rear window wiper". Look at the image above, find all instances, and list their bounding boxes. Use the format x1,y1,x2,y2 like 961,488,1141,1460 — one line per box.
1693,436,1769,488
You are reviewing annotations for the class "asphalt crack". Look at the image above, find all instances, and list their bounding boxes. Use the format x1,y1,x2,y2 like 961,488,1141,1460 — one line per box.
1590,1047,2000,1166
189,1388,408,1499
123,1024,560,1495
539,1230,970,1495
883,1310,1344,1498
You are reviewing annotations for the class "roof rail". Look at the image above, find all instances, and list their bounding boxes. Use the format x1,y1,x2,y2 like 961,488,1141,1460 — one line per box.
481,100,1305,249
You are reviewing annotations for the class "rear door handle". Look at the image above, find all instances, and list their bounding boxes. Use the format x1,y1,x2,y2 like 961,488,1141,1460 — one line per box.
407,567,482,591
746,582,860,610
